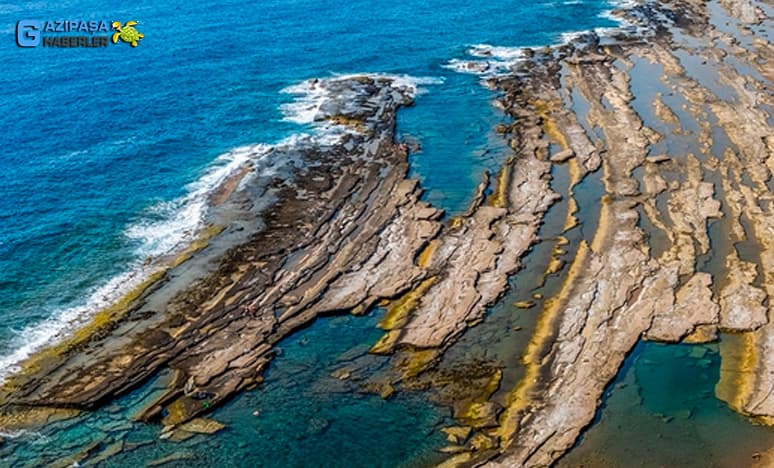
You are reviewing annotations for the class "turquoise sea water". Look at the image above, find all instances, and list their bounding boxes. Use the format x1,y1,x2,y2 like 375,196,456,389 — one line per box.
0,0,618,378
559,341,774,467
0,0,637,465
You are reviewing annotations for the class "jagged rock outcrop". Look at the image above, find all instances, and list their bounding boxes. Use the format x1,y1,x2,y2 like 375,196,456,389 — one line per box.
1,0,772,464
0,76,448,428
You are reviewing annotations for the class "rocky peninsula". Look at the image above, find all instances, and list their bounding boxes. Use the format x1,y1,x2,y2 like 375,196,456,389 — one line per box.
1,0,772,465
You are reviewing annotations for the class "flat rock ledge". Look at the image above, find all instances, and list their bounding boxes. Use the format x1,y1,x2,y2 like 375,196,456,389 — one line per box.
0,75,449,429
1,0,773,465
462,0,773,465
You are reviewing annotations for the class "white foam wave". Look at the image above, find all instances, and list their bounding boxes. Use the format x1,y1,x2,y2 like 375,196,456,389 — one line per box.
559,30,589,43
0,266,156,384
279,81,359,145
280,73,442,125
0,144,271,385
280,81,329,125
444,0,643,78
607,0,640,8
125,144,269,258
383,74,445,93
0,429,49,445
443,58,494,75
0,72,441,384
469,44,527,60
280,73,442,148
598,2,639,29
444,44,531,76
330,73,443,94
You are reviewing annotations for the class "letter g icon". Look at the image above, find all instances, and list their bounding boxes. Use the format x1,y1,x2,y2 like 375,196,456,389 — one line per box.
16,20,41,47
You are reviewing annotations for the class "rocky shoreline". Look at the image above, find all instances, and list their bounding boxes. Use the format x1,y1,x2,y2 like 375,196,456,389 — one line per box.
1,0,772,465
0,75,449,428
476,0,773,464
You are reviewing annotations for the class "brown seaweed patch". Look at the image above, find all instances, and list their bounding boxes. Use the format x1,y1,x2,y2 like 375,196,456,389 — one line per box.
716,332,773,425
415,240,439,269
377,277,437,331
325,115,367,131
394,348,440,379
488,159,513,209
495,240,591,447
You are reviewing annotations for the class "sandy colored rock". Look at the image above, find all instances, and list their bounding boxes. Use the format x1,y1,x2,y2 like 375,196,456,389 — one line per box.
441,426,472,445
550,148,575,163
647,272,719,342
177,417,225,435
0,76,444,429
646,153,671,163
719,251,768,331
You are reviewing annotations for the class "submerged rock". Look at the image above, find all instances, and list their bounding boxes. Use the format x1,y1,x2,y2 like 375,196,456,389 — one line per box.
0,75,443,430
147,452,194,467
306,417,330,436
455,401,502,429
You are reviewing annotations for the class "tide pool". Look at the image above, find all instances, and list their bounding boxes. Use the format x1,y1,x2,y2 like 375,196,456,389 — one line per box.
0,0,623,464
559,340,774,467
0,0,618,372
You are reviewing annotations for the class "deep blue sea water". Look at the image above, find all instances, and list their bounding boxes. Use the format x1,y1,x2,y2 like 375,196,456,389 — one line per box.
0,0,618,381
0,0,624,465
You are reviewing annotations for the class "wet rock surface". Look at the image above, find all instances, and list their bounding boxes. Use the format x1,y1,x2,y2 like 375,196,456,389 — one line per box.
1,0,772,464
0,75,446,429
471,0,774,465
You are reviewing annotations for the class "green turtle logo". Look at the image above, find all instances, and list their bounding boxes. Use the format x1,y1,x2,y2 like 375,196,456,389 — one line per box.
111,21,143,47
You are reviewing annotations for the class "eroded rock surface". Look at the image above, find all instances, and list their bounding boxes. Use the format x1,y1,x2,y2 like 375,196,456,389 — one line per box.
1,0,772,464
0,76,446,428
429,0,774,465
